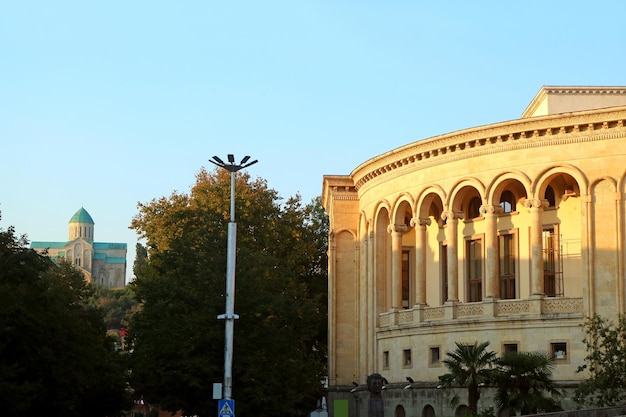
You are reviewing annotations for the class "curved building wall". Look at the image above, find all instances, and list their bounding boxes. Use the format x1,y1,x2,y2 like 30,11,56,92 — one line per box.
322,95,626,416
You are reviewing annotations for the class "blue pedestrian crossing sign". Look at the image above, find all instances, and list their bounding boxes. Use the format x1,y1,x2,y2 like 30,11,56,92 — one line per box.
218,399,235,417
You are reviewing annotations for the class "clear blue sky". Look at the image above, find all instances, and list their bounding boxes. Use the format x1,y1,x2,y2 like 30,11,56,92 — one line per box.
2,1,625,283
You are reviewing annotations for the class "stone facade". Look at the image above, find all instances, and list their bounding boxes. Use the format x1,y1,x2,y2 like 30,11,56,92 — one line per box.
322,86,626,417
31,207,127,288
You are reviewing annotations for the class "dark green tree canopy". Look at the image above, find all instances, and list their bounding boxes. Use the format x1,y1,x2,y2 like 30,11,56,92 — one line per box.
128,168,328,417
493,351,561,415
88,286,139,332
439,341,562,417
0,217,130,417
439,341,497,416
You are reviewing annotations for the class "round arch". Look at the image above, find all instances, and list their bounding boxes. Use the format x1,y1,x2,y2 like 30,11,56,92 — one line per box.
618,169,626,194
332,227,358,241
454,405,469,417
447,177,486,214
391,193,416,226
532,164,588,200
394,404,406,417
374,205,391,313
589,176,618,193
372,199,392,230
359,211,370,240
422,404,436,417
416,185,447,221
487,170,532,206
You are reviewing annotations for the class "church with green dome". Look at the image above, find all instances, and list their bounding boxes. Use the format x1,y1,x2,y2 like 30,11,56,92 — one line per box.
31,207,127,288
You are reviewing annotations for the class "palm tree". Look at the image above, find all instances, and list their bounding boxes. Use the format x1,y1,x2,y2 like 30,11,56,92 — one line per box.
493,351,562,415
439,341,497,416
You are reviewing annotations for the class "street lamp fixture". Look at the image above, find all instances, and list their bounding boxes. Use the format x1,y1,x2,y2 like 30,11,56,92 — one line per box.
209,154,258,401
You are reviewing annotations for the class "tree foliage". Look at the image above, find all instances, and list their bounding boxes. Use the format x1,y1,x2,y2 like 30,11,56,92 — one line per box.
439,341,497,416
493,351,561,415
128,168,328,417
576,314,626,407
88,286,139,331
0,217,130,417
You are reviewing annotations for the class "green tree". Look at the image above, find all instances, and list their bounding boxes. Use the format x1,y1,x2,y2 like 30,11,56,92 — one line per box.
493,351,561,415
576,314,626,406
439,341,497,416
133,241,148,275
128,168,328,417
0,217,130,417
88,286,139,331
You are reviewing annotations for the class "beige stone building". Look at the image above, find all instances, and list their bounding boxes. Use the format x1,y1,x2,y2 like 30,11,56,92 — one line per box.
31,207,127,288
322,86,626,417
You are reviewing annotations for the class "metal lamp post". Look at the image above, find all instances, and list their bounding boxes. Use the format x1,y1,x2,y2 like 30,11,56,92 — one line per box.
209,154,258,401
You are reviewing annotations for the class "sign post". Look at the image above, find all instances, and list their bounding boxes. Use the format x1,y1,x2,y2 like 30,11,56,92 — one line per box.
218,399,235,417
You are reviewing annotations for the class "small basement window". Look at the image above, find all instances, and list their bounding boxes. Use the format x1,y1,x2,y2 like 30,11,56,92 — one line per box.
503,343,518,353
551,342,567,361
403,349,412,367
430,346,441,366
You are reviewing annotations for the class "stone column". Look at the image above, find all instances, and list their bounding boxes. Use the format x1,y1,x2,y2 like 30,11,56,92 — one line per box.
442,211,462,302
615,192,624,315
388,224,408,310
328,231,337,386
411,216,431,305
367,230,376,372
358,229,367,384
525,198,547,296
480,204,502,299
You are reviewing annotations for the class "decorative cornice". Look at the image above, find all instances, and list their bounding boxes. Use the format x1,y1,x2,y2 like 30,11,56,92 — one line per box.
351,107,626,193
539,86,626,96
523,86,626,118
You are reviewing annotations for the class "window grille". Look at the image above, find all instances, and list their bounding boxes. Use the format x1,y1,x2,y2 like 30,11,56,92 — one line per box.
543,229,563,297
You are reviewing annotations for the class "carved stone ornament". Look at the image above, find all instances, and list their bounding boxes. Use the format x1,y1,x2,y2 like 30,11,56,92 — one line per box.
441,211,464,221
410,217,432,227
479,204,504,215
387,224,409,234
523,198,548,209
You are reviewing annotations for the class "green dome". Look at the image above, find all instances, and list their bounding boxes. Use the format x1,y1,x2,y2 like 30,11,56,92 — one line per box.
69,207,94,224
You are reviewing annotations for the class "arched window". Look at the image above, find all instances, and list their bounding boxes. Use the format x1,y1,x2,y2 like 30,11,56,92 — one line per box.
545,185,556,207
422,405,436,417
499,190,516,213
455,405,470,417
468,197,482,219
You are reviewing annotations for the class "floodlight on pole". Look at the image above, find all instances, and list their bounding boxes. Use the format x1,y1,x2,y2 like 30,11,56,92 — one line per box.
209,154,258,401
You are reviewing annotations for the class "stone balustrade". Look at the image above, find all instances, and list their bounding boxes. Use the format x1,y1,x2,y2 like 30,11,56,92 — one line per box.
377,297,583,328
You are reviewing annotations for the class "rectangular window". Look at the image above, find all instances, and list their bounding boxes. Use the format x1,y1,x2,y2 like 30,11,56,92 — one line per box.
503,343,518,353
402,250,410,308
467,238,483,302
440,244,448,305
403,349,412,367
383,351,390,369
550,342,567,361
430,346,441,366
498,234,516,299
543,227,563,297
